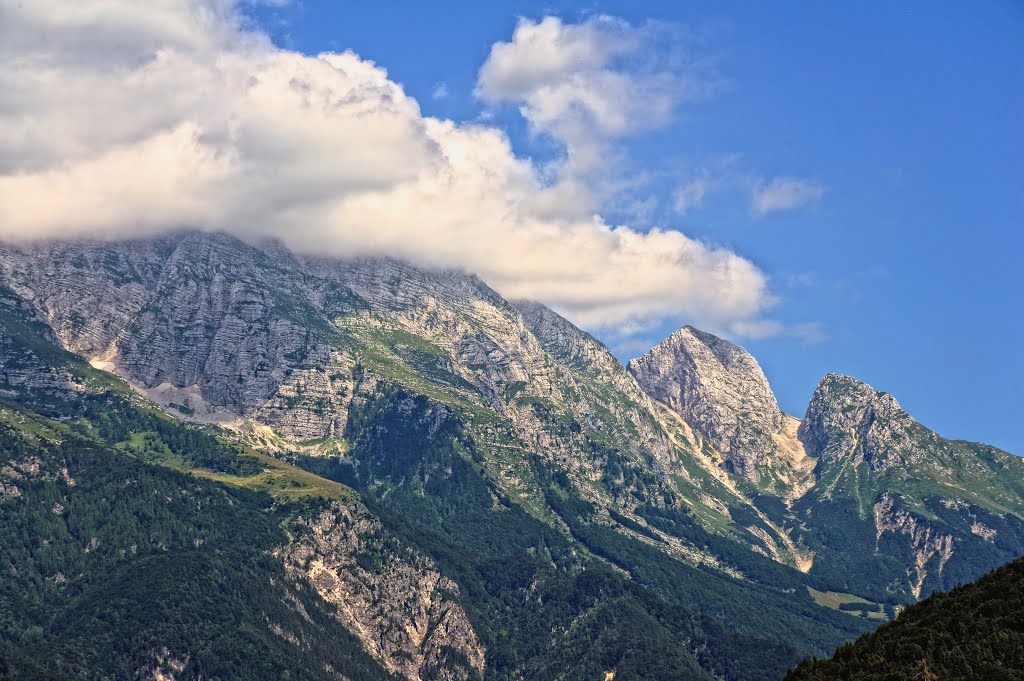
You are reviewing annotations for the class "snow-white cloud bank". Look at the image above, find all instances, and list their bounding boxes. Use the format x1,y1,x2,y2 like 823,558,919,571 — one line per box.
0,0,780,333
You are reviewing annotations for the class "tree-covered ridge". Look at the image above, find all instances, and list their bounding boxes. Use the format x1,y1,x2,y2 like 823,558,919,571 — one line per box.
0,411,396,681
785,557,1024,681
0,397,811,680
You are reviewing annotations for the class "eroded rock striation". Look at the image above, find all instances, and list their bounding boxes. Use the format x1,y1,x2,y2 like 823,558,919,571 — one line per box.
280,502,485,681
873,492,955,598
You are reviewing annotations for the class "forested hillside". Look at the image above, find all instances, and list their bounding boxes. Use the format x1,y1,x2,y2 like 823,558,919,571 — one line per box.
786,557,1024,681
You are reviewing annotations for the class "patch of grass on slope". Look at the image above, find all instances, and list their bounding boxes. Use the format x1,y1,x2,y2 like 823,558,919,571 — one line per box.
807,587,892,621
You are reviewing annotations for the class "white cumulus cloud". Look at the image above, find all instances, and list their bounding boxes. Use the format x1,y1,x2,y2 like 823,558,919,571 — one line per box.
476,16,687,140
475,15,718,216
0,0,783,336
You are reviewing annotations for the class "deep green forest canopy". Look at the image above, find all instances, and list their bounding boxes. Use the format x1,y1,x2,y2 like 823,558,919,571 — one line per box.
785,557,1024,681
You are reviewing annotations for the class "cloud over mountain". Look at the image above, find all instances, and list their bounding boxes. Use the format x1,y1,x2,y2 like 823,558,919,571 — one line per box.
0,0,777,333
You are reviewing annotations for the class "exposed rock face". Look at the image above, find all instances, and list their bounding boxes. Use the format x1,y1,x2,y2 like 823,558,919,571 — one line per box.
627,326,808,490
0,233,687,507
286,252,690,507
0,285,88,401
873,493,955,598
149,648,189,681
514,299,657,404
309,256,561,407
970,521,997,541
279,502,485,681
511,299,681,466
514,300,624,381
799,373,925,471
0,238,167,357
0,234,370,440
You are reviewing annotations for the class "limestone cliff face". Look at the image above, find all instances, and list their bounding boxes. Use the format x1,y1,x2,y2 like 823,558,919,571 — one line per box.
305,256,561,411
510,299,679,469
279,501,485,681
1,234,362,440
0,238,169,357
514,300,630,388
628,326,783,461
284,254,680,504
0,286,87,400
513,299,656,406
628,326,813,493
873,492,955,598
0,233,828,570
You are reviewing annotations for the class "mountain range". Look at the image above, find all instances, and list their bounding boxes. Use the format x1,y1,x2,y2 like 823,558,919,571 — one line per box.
1,231,1021,680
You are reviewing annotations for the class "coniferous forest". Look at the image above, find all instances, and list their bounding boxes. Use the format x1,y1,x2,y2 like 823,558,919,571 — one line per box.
786,557,1024,681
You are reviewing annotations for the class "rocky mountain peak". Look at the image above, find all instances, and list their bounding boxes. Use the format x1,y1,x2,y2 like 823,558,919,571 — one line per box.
627,325,788,481
799,373,921,471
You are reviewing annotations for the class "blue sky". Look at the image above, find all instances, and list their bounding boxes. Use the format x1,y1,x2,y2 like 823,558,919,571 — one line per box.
245,1,1024,451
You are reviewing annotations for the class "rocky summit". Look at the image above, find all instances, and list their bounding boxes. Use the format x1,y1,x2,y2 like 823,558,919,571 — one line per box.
0,231,1021,680
628,325,814,495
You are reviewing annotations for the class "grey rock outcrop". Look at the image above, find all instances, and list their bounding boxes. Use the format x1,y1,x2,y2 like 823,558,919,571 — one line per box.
0,233,361,439
873,492,955,598
0,285,88,401
279,502,485,681
0,233,680,503
514,300,622,378
627,326,806,488
799,373,926,471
